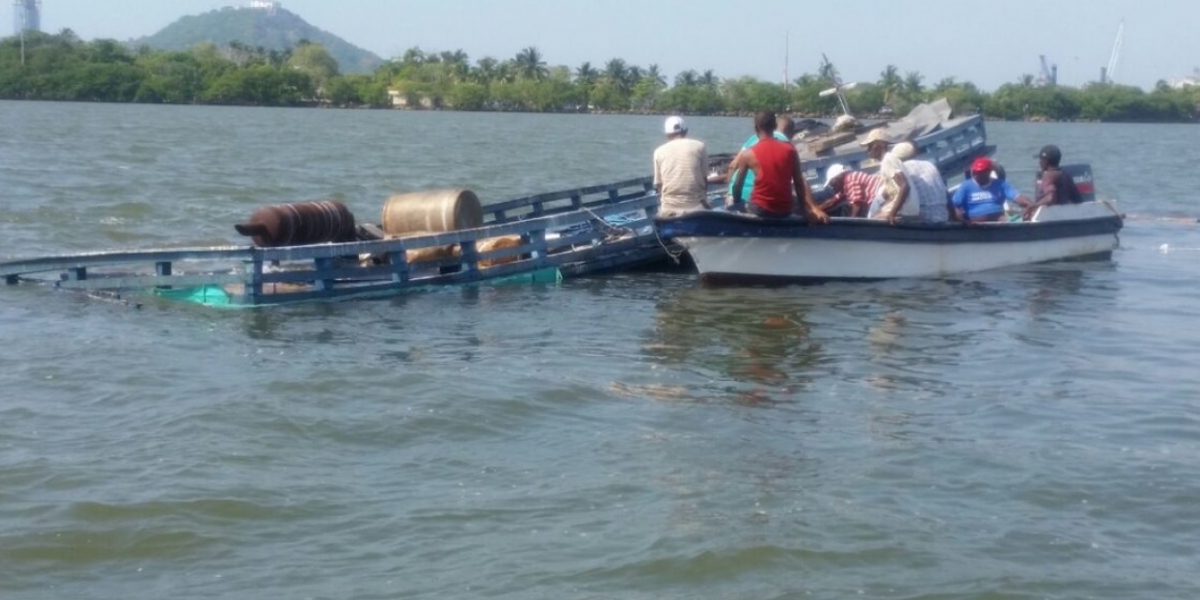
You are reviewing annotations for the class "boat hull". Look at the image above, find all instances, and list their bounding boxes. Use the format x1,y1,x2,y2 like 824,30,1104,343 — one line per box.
659,203,1123,281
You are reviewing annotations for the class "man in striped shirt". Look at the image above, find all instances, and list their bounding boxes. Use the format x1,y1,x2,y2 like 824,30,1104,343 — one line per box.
821,164,881,217
653,115,711,216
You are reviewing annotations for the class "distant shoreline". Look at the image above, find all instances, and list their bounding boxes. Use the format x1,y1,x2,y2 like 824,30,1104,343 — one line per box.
4,98,1197,125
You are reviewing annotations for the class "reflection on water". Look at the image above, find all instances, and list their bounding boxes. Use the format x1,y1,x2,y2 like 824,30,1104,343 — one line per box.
1019,260,1117,318
645,284,822,404
6,104,1200,600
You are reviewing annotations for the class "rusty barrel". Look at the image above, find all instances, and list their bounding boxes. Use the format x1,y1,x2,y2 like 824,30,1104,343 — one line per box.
235,200,356,247
381,189,483,236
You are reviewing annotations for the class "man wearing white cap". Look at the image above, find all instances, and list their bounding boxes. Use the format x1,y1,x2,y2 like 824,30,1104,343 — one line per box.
820,163,881,217
653,116,710,216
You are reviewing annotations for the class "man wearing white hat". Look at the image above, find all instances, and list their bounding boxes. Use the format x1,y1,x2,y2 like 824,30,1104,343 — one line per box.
820,163,881,217
875,142,950,224
653,116,710,216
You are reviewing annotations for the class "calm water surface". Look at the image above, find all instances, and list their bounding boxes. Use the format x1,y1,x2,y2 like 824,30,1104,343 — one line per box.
1,102,1199,599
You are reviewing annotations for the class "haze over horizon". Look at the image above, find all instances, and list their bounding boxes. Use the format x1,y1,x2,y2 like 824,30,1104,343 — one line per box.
8,0,1199,92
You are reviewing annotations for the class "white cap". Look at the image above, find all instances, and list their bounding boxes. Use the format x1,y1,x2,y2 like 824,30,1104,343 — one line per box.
891,142,915,161
824,163,848,187
664,115,686,135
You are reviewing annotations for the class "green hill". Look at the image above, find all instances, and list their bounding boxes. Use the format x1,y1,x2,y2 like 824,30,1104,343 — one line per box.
132,6,383,74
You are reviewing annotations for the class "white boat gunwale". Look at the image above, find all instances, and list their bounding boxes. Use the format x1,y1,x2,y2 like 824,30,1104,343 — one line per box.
656,201,1124,282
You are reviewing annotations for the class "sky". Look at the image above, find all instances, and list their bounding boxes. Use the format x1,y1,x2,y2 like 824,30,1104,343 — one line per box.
9,0,1200,91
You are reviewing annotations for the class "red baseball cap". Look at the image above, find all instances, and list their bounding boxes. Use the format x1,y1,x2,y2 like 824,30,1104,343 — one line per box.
970,157,994,173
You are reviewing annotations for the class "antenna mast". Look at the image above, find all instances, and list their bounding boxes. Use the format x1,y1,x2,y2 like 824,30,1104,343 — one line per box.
783,31,789,90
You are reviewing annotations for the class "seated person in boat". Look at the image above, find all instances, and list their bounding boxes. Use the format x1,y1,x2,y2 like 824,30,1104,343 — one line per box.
871,142,950,224
951,157,1034,223
653,116,711,216
820,163,880,217
860,128,891,168
709,115,794,208
1029,145,1084,214
728,112,828,223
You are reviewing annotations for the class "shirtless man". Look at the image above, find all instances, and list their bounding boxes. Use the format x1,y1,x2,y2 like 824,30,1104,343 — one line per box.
728,112,828,223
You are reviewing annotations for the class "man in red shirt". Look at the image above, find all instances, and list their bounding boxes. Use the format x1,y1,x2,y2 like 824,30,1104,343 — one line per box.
729,112,828,224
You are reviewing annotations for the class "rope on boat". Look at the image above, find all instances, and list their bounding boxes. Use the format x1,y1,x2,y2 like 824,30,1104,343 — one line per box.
653,225,686,265
580,206,633,238
579,205,685,264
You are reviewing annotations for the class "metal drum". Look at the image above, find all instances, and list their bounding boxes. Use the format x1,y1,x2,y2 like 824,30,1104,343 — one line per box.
381,189,483,236
235,200,356,247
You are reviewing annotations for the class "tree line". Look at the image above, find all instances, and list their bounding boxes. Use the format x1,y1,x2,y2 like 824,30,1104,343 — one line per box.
2,31,1199,123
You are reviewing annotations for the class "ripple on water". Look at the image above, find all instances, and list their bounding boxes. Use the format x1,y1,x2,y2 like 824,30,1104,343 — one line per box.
4,107,1200,599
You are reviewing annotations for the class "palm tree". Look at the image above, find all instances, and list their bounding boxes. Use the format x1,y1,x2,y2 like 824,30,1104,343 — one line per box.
575,61,598,86
441,50,468,64
818,60,837,83
495,61,516,84
934,76,958,92
878,64,902,105
1019,73,1036,88
513,46,547,80
603,58,628,89
400,46,426,66
700,69,719,90
440,50,469,81
473,57,499,83
903,71,925,99
675,70,699,87
646,64,666,88
624,65,644,92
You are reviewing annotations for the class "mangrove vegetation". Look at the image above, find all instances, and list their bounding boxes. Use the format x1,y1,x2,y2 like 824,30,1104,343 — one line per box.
2,32,1198,123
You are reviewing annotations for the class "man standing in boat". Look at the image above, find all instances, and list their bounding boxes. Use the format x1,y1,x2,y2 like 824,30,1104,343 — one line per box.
653,116,711,216
729,112,828,223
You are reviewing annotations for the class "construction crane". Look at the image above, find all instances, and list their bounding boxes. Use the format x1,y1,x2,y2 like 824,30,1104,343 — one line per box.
1037,55,1057,87
1102,20,1124,84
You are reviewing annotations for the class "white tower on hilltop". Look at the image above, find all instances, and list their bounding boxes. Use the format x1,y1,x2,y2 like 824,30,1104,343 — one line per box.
12,0,41,36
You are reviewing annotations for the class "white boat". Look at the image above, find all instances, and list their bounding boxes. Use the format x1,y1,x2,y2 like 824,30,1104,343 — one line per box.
655,200,1123,283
